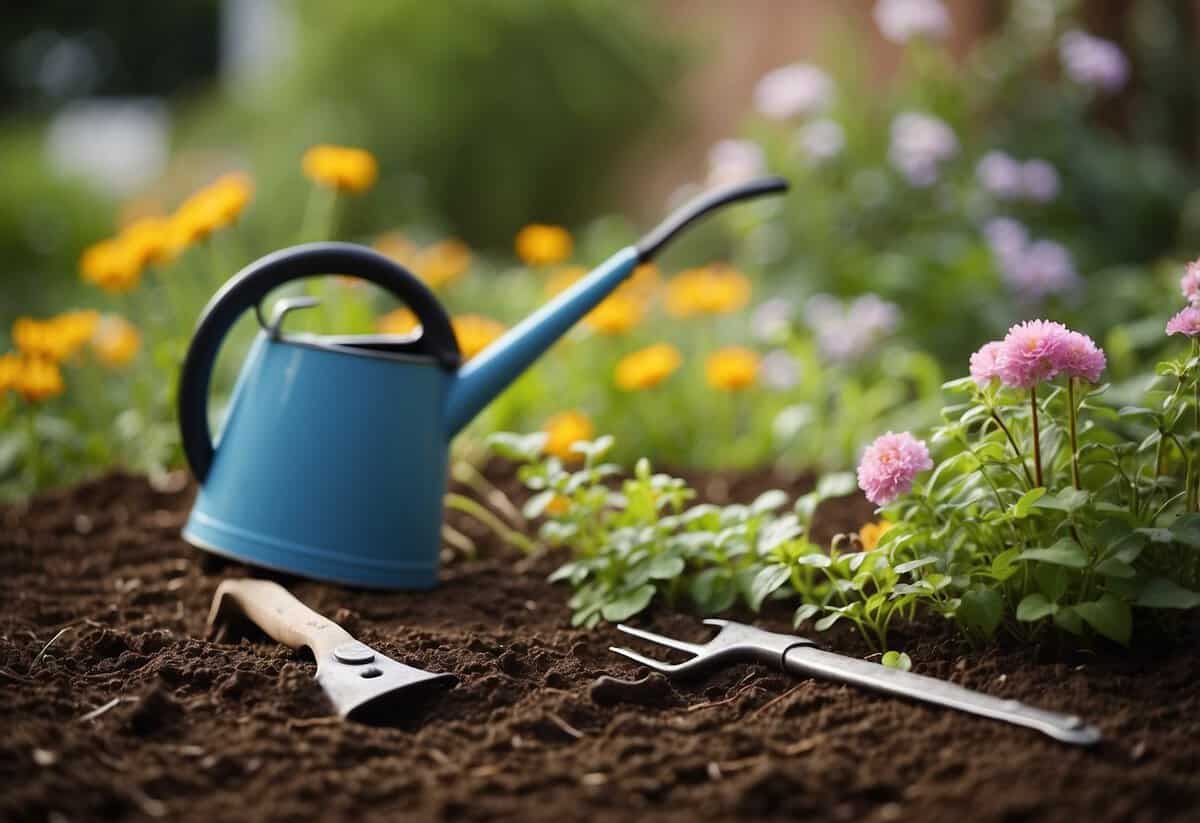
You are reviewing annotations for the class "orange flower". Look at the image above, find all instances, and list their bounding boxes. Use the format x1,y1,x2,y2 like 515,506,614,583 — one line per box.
515,224,572,266
166,172,254,255
542,410,595,462
615,343,682,391
374,232,417,266
14,356,64,403
119,216,172,268
704,347,760,392
90,315,141,368
665,264,751,317
585,293,642,336
79,238,142,293
0,352,21,397
302,144,378,194
545,494,572,516
452,314,506,360
377,308,420,336
13,312,98,362
414,240,471,289
858,520,893,551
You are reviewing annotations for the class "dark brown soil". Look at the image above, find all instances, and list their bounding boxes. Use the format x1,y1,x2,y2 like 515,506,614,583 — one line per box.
2,468,1198,822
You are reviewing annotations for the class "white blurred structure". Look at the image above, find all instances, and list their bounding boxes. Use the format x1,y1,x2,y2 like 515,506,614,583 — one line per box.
221,0,295,97
45,98,169,196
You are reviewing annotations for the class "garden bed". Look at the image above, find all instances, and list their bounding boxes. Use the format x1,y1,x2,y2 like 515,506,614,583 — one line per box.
2,469,1198,822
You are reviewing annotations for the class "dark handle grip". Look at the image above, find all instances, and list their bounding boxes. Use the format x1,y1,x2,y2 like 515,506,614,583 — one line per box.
177,242,461,483
634,176,789,262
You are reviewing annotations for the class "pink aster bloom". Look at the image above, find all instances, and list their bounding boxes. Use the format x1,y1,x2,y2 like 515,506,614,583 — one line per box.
998,320,1071,388
1059,331,1106,383
969,340,1005,388
1180,259,1200,305
857,431,934,506
1167,306,1200,338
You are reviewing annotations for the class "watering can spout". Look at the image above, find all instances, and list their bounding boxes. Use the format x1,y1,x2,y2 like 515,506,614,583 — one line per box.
442,176,788,436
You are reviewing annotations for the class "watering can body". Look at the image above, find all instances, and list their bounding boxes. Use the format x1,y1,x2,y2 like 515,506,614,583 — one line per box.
178,177,787,588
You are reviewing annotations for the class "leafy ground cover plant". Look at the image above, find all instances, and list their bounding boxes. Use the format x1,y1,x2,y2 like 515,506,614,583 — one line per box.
491,283,1200,652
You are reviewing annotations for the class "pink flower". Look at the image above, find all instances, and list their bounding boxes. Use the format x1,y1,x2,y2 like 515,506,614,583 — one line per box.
969,341,1005,388
1059,331,1106,383
997,320,1071,388
1167,306,1200,338
857,431,934,506
1180,259,1200,305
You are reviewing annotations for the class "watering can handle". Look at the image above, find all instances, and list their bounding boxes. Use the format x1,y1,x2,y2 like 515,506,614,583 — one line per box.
177,242,461,483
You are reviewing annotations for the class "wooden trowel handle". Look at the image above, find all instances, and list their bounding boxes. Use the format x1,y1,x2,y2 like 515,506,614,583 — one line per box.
206,579,355,660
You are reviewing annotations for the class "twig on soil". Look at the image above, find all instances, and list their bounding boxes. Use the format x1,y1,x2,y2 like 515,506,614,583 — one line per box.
285,717,341,729
751,685,800,718
686,674,759,712
79,697,127,722
32,626,73,668
769,734,828,758
425,748,453,767
546,712,584,739
0,666,36,684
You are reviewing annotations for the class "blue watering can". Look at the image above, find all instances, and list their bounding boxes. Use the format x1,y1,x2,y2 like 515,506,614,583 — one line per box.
178,176,787,588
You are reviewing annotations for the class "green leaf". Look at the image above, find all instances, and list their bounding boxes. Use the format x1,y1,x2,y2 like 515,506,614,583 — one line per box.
1034,488,1090,513
748,564,791,611
1169,515,1200,548
990,548,1021,581
1019,539,1088,568
815,472,858,500
522,490,557,519
958,589,1004,637
600,584,656,622
690,569,736,614
1013,487,1047,519
795,552,833,568
1117,406,1157,420
814,612,844,631
1075,595,1131,645
1016,593,1057,622
793,603,820,627
486,431,546,463
750,489,789,515
894,556,938,574
643,554,685,580
1094,557,1136,578
1053,606,1083,635
1136,578,1200,609
881,651,912,671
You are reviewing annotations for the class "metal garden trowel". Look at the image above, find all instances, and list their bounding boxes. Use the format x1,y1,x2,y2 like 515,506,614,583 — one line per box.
206,579,456,723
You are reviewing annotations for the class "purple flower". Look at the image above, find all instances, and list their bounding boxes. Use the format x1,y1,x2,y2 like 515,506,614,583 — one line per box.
795,118,845,164
761,349,801,390
1180,259,1200,305
1059,330,1106,383
806,293,900,363
998,320,1072,388
1001,239,1080,301
1021,159,1060,203
1060,30,1129,93
889,112,958,187
857,431,934,506
1167,306,1200,338
983,217,1029,269
751,297,794,343
754,63,834,120
969,341,1005,388
874,0,951,44
976,151,1023,200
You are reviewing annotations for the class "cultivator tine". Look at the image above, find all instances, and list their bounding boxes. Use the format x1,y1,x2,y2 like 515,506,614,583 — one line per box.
608,645,691,674
614,623,704,654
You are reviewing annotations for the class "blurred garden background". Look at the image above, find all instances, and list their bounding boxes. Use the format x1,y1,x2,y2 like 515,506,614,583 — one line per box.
3,0,1200,499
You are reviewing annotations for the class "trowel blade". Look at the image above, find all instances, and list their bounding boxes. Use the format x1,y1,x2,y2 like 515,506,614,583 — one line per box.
315,643,457,723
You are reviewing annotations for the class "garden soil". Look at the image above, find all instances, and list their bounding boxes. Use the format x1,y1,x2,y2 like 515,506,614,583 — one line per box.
2,466,1199,822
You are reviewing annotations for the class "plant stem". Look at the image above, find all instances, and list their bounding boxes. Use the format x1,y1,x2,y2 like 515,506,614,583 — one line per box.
1030,385,1044,488
444,492,537,554
1067,378,1081,490
1192,339,1200,512
990,409,1034,487
24,408,40,491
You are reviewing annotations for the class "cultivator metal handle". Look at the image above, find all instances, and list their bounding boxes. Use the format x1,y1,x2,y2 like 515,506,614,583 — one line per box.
782,645,1102,745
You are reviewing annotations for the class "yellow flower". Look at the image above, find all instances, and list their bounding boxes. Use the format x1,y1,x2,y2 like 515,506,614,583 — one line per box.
625,263,661,298
374,232,418,267
0,352,21,396
452,314,506,360
377,308,420,336
13,311,98,362
544,265,586,299
119,215,172,269
15,356,64,403
414,240,471,289
79,238,142,293
705,347,760,392
858,520,894,552
166,172,254,256
542,410,594,462
302,144,378,194
615,343,682,391
90,315,141,368
585,293,643,336
515,224,572,266
665,265,751,317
